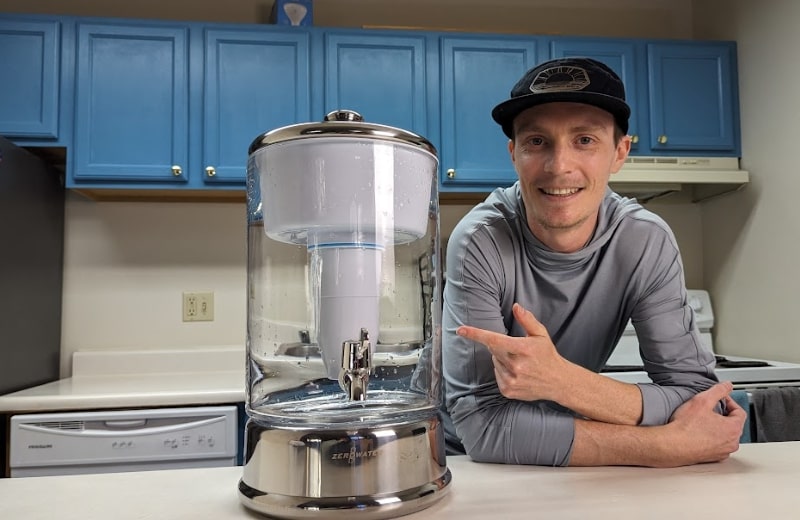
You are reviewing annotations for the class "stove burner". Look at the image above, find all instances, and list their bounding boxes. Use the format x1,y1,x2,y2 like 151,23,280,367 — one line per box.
601,356,774,373
600,365,643,373
714,355,772,369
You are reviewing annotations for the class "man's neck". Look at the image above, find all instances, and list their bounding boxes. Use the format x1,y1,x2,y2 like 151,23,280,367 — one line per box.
529,218,598,253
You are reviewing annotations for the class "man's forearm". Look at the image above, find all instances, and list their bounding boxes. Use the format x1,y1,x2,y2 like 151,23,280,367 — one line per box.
548,360,643,426
570,418,671,466
569,382,744,468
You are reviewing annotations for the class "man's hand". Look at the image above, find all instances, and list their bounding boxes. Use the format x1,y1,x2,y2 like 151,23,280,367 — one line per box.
664,381,747,464
456,302,566,402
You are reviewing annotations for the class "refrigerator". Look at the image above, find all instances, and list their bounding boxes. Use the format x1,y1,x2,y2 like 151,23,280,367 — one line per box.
0,136,64,396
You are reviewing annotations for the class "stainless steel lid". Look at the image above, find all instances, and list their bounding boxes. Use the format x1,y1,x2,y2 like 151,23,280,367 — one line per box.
248,110,437,156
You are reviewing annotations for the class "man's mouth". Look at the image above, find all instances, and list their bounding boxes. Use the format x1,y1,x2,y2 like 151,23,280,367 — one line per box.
540,187,581,196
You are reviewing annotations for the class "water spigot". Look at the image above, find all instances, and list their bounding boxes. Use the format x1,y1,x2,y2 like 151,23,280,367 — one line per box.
339,328,372,401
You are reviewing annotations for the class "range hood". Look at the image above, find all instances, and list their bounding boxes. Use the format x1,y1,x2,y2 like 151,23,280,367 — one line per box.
610,156,749,202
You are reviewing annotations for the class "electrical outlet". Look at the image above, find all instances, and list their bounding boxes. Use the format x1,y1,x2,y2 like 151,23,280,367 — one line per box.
182,292,214,322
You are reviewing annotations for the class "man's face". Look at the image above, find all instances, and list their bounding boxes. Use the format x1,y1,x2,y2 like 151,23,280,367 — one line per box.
510,102,631,252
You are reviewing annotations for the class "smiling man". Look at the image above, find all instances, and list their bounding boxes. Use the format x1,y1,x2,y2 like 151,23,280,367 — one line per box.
442,57,745,467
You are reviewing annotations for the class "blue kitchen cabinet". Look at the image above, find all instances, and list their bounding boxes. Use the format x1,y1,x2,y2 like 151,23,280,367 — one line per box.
323,31,430,136
53,15,742,195
71,22,190,185
550,38,643,153
203,28,311,184
70,21,312,190
439,35,544,192
647,41,738,154
0,19,61,140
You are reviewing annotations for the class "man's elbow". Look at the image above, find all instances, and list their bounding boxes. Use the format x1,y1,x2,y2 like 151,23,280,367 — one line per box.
450,402,574,466
460,430,508,464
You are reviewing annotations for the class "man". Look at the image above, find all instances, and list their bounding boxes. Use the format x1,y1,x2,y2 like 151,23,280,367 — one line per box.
442,57,746,467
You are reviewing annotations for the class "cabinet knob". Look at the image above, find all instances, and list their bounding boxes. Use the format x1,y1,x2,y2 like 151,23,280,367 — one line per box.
205,166,216,177
171,165,182,176
446,168,456,179
658,135,668,144
630,135,639,144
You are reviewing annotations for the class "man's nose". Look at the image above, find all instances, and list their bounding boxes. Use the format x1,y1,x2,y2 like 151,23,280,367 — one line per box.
544,143,573,174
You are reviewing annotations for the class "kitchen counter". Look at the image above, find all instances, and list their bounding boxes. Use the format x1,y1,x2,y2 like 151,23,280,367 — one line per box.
0,371,245,412
0,347,246,412
2,444,800,519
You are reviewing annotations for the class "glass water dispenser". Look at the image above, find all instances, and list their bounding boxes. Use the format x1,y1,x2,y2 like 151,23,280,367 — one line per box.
239,110,451,519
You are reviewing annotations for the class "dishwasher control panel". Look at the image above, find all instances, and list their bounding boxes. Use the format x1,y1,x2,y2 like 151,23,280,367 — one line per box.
9,406,238,477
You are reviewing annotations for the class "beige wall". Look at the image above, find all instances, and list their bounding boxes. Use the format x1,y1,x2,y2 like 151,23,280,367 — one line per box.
4,0,712,375
693,0,800,362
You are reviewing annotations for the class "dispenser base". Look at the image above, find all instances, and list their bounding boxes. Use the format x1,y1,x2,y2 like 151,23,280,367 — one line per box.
238,415,451,519
238,473,452,520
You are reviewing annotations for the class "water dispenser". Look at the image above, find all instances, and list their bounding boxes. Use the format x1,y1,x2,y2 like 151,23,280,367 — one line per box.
239,110,451,519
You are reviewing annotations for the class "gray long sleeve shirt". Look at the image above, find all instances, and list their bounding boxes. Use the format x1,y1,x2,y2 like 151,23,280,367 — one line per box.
442,184,718,466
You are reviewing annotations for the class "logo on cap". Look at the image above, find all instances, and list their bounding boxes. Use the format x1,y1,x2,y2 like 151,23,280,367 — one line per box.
529,65,590,94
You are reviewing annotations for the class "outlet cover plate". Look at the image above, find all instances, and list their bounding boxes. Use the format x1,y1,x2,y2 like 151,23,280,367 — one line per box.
183,292,214,322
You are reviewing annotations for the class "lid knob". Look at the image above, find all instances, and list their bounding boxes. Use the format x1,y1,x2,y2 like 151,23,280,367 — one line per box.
324,110,363,122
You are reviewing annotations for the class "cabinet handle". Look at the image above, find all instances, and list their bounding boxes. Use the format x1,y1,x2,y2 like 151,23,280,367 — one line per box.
658,135,668,144
171,165,182,176
630,135,639,144
446,168,456,179
205,166,216,177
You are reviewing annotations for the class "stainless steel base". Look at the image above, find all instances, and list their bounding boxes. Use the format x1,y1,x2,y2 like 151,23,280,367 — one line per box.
239,415,451,519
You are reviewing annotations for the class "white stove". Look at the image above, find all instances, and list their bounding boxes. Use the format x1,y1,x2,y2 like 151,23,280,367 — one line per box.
603,290,800,390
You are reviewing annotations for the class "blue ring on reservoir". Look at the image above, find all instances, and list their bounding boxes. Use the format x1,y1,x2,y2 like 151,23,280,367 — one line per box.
307,242,384,251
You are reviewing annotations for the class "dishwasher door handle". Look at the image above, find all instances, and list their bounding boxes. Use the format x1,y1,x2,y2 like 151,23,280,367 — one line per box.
19,415,225,437
104,419,148,429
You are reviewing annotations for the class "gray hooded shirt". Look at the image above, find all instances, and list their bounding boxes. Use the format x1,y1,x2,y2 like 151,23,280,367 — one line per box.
443,184,717,466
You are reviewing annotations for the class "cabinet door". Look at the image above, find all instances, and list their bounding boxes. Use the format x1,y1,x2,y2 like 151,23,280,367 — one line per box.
204,29,311,183
73,23,189,183
550,39,641,152
324,32,428,135
440,36,540,191
0,20,60,139
647,42,737,153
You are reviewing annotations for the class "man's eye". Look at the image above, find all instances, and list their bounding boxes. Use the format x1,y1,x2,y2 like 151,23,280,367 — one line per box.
527,137,544,146
577,136,594,145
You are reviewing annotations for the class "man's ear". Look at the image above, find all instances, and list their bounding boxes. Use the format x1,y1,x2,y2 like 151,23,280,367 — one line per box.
610,135,632,174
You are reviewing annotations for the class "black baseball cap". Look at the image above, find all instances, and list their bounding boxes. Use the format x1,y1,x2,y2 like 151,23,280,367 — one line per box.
491,57,631,139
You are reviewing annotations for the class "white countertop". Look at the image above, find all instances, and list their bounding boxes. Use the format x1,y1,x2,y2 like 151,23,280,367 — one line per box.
0,347,246,413
0,371,245,412
3,444,800,519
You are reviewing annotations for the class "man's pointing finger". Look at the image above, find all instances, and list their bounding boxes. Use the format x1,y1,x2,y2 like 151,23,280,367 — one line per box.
512,303,549,338
456,325,514,353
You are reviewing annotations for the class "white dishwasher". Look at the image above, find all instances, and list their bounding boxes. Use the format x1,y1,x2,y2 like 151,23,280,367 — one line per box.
9,406,238,477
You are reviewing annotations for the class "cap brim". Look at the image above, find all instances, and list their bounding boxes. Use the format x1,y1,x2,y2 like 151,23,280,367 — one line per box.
491,91,631,138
